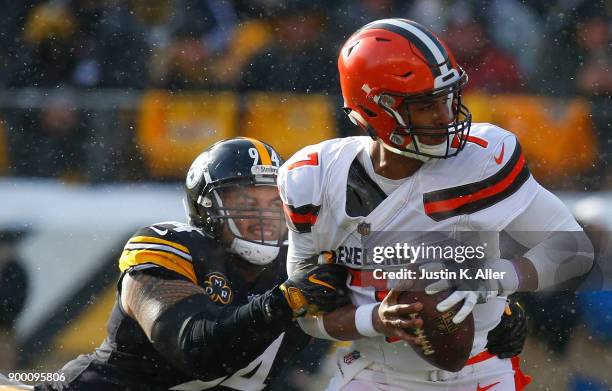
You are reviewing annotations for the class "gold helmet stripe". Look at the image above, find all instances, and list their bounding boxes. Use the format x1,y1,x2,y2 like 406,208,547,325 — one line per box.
243,137,272,165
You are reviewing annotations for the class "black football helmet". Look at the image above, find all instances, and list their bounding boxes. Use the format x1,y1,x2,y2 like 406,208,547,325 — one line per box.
185,137,285,265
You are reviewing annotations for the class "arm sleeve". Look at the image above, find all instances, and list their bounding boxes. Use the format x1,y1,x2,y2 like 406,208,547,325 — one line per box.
287,230,318,276
504,187,594,290
150,287,293,379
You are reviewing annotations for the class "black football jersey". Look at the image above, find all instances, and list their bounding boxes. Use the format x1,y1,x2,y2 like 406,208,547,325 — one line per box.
35,221,310,391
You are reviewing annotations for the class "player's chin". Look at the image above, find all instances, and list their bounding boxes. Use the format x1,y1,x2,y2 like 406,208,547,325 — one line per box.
418,135,447,145
246,226,279,242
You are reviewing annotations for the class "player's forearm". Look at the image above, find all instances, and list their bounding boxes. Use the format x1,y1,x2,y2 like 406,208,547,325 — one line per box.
516,230,594,291
504,187,594,292
122,271,294,377
499,237,593,294
151,288,293,377
507,258,538,292
296,305,361,341
303,298,423,343
322,304,362,340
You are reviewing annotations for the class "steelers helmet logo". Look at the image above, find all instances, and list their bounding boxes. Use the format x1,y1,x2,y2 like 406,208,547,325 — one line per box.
186,152,208,189
204,273,233,304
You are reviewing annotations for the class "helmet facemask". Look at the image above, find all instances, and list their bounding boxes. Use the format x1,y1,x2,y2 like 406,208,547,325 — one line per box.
199,181,286,266
375,71,472,161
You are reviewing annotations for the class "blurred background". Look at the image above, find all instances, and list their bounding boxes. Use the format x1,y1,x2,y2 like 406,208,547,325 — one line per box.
0,0,610,390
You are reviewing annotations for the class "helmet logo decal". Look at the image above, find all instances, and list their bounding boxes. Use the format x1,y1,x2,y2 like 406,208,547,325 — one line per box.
186,153,208,189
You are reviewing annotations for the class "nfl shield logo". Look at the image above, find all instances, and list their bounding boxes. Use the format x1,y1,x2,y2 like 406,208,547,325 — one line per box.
343,350,361,365
357,221,371,236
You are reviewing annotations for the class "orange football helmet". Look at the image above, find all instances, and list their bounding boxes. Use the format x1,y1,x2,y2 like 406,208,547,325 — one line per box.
338,18,472,160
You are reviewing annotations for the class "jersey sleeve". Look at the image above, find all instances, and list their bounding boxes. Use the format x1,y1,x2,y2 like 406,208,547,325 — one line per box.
118,222,197,284
286,230,319,277
424,130,539,230
503,187,592,291
468,133,540,230
278,146,325,234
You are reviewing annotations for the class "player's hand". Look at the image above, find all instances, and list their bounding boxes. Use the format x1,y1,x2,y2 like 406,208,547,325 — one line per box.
280,262,351,317
486,299,528,358
426,284,499,324
373,287,424,343
423,262,500,324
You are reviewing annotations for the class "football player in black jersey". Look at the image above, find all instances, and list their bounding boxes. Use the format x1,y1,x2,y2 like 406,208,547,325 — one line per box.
35,137,351,391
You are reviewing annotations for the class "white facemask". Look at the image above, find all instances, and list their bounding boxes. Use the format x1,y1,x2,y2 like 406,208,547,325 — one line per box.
228,237,280,265
224,207,282,265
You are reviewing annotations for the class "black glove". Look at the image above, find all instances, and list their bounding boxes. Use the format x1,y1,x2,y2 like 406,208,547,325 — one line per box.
280,261,351,317
486,299,528,358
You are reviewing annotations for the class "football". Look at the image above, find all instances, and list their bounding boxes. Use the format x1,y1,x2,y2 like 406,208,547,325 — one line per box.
398,289,475,372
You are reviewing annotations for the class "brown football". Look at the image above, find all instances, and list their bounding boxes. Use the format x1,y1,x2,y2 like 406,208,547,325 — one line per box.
398,289,474,372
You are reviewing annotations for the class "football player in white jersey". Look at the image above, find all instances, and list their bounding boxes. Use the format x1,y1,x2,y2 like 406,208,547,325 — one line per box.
278,19,594,391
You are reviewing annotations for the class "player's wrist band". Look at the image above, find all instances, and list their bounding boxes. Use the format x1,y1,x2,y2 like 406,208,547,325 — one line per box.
355,303,382,337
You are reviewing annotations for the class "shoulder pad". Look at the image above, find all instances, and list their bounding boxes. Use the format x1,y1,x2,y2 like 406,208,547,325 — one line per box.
278,144,323,233
278,137,366,232
118,221,204,283
423,124,531,221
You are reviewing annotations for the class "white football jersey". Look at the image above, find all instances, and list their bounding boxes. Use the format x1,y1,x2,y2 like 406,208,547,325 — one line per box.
278,123,541,372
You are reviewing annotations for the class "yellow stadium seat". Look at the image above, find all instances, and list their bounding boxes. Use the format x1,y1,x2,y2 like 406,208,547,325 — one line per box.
212,19,273,85
138,91,238,178
241,93,337,160
464,94,597,184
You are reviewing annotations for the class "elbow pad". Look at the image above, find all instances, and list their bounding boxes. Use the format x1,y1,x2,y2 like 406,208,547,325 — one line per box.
524,230,594,290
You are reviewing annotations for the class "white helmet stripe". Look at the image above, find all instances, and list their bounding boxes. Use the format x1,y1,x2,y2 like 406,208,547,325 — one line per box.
364,18,450,76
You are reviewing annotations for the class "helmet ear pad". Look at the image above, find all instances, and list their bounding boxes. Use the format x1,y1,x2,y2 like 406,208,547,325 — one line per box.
345,107,380,141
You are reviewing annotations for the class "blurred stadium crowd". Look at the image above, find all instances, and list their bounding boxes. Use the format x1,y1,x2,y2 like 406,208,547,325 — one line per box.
0,0,610,188
0,2,611,390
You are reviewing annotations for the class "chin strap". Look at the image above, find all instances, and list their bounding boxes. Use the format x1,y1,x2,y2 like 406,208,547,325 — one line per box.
228,237,280,266
377,138,432,163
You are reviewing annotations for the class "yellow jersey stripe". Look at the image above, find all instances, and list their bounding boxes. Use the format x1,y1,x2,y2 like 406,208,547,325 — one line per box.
124,242,192,261
128,235,190,254
244,137,272,165
119,249,197,284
